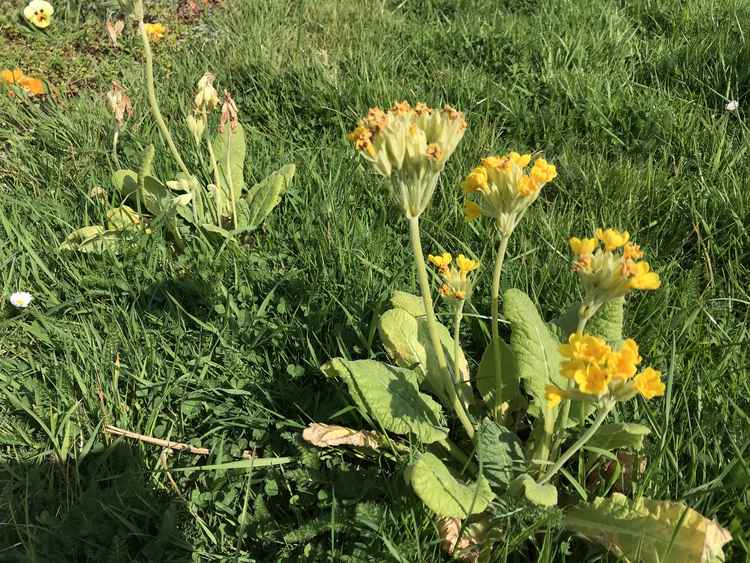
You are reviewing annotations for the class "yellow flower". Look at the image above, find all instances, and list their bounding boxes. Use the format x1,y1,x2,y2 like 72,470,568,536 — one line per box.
633,367,665,399
530,158,557,184
462,166,488,193
509,152,532,167
455,254,479,273
464,200,480,221
23,0,54,29
462,151,557,233
595,228,630,251
560,333,611,365
545,385,565,409
428,252,452,271
574,365,610,396
431,252,479,302
569,237,598,257
1,68,45,96
623,242,644,261
607,338,641,380
627,261,661,290
349,102,467,217
144,23,167,43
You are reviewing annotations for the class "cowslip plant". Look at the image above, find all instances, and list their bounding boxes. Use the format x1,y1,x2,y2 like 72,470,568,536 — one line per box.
62,0,294,253
302,100,732,562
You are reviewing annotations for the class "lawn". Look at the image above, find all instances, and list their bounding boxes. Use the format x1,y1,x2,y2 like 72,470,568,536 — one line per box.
1,0,749,561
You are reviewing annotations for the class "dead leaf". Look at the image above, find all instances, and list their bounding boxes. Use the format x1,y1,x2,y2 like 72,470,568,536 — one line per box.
106,19,125,47
302,423,382,449
437,516,490,562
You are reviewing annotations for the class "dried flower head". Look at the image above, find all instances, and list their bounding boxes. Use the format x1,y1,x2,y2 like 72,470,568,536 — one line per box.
106,19,125,47
569,229,660,303
462,151,556,234
194,72,219,113
24,0,54,29
348,101,467,217
219,90,239,133
106,81,132,128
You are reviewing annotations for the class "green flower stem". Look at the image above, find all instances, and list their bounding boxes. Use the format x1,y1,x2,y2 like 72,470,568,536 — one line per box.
136,4,190,178
452,299,466,386
490,232,511,420
112,127,121,169
440,438,476,475
224,129,239,228
203,118,223,226
408,215,475,439
538,398,615,485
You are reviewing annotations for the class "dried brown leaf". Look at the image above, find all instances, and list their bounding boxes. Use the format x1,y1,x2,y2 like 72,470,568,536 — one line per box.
302,423,382,449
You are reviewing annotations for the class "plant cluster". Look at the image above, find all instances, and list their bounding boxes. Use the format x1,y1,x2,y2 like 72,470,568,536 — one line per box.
300,100,733,562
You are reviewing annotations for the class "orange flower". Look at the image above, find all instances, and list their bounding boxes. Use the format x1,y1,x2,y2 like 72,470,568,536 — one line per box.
1,68,45,97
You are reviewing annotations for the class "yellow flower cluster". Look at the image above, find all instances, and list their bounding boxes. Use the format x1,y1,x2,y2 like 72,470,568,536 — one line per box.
545,333,665,408
428,252,480,301
1,68,45,97
144,22,167,43
569,228,660,303
348,101,467,217
462,152,557,234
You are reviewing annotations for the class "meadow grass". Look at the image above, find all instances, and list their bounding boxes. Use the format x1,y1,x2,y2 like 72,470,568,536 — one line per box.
0,0,749,560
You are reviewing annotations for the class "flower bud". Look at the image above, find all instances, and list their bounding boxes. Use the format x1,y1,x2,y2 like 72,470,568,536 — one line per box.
186,113,205,143
194,72,219,112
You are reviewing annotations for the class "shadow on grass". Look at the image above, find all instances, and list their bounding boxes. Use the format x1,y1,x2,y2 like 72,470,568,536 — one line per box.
0,442,191,563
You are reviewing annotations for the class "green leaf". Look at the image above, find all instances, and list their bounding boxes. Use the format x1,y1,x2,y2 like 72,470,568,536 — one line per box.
587,423,651,451
565,493,732,563
212,123,247,215
390,290,426,317
60,226,122,254
475,337,523,412
509,474,558,507
140,176,173,215
322,358,448,443
111,169,138,197
504,289,565,418
378,308,426,384
377,308,469,401
406,452,494,517
476,418,525,491
555,298,625,344
240,163,294,230
106,205,141,231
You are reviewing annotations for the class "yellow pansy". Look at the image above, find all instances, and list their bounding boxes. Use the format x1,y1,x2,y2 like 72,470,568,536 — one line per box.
595,228,630,251
569,237,598,257
633,367,665,399
24,0,54,29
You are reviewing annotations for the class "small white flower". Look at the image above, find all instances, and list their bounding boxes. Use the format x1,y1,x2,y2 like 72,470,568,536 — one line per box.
726,100,739,112
9,291,33,308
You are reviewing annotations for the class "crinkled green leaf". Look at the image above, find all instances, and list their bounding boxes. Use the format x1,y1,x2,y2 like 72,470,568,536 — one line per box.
390,290,426,317
60,226,122,254
378,307,469,401
111,169,138,197
106,205,141,231
475,337,523,412
378,308,426,384
509,474,558,507
565,493,732,563
212,123,246,215
322,358,448,443
504,289,565,418
477,418,525,491
240,163,294,230
587,423,651,451
406,452,494,517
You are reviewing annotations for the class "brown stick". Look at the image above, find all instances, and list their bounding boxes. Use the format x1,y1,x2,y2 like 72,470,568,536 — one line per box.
104,424,254,460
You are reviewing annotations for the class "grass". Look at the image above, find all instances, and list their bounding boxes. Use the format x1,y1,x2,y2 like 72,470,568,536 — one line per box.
1,0,749,560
